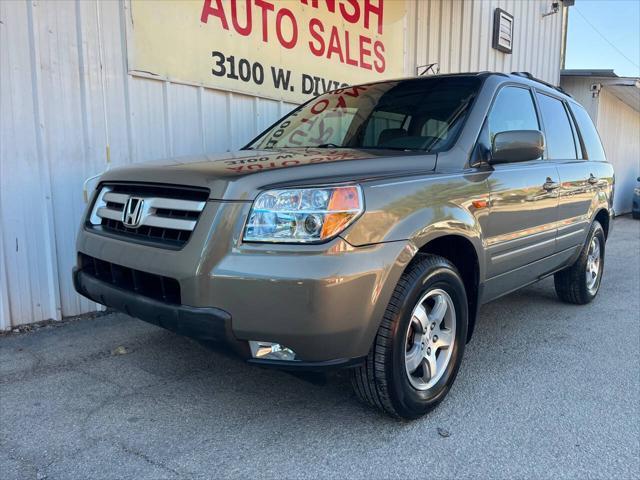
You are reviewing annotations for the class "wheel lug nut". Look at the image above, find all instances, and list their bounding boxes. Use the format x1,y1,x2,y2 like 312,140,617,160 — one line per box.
433,335,438,342
431,323,435,329
427,347,431,355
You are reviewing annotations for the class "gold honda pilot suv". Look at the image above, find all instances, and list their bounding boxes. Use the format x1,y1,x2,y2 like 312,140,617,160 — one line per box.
74,73,614,418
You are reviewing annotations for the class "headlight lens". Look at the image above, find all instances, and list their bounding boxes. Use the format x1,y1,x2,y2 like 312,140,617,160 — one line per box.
243,185,363,243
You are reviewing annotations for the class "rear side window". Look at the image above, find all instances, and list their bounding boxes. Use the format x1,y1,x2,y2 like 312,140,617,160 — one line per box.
570,104,606,161
536,93,577,160
488,86,540,141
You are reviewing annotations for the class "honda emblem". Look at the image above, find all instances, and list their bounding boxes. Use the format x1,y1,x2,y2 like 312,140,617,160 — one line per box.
122,197,144,228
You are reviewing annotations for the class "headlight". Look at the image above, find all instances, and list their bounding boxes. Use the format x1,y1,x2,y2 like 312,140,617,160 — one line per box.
243,185,363,243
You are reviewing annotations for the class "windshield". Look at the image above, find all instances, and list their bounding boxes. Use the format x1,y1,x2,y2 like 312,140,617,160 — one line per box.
247,77,482,152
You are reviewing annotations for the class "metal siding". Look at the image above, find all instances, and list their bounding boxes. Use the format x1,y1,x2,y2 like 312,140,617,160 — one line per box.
405,0,564,84
1,0,62,326
0,231,10,330
561,77,599,120
596,89,640,214
0,0,565,328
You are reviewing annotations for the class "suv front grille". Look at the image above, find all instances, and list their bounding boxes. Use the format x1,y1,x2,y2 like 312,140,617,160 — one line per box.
87,183,209,248
79,253,181,304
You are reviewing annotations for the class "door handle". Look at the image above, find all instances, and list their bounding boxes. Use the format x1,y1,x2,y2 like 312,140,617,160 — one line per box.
588,174,599,185
543,180,560,191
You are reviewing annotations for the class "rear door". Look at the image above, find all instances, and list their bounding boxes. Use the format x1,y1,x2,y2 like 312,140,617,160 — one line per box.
535,92,594,252
482,86,560,286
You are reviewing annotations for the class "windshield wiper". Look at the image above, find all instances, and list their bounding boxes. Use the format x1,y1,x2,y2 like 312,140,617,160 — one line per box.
363,146,425,152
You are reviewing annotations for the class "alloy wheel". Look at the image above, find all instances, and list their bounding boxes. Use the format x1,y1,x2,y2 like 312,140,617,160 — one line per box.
585,236,601,294
404,288,456,390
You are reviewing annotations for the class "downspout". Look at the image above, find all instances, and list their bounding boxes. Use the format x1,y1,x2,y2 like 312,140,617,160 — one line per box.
84,0,111,203
560,7,569,70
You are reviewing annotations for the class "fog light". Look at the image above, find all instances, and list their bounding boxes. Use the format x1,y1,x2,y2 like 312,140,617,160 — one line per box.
249,341,297,361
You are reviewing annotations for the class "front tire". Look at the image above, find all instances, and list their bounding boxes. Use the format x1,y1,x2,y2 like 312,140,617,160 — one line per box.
554,220,605,305
351,254,468,419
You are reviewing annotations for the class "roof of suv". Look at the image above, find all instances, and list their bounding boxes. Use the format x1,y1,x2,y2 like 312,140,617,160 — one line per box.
349,71,571,101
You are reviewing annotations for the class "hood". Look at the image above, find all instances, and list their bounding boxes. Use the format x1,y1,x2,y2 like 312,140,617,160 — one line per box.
98,148,437,200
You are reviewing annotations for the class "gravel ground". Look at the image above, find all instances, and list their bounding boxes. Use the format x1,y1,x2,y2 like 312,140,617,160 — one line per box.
1,216,638,480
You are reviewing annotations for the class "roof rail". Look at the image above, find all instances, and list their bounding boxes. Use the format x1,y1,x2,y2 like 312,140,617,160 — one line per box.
511,71,572,98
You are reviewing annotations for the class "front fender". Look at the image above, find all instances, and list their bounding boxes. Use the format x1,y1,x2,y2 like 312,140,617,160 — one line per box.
342,171,490,280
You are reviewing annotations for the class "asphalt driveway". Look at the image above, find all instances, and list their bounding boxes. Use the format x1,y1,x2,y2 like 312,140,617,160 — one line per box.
1,216,639,480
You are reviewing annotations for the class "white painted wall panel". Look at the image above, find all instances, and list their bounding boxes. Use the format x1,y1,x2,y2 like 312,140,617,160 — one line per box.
405,0,564,84
597,89,640,214
129,80,168,162
1,0,62,326
0,0,565,328
560,77,599,122
34,0,96,319
0,230,11,330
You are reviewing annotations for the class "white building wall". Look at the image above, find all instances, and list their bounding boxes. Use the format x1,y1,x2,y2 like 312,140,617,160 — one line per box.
560,76,599,120
405,0,564,84
0,0,565,328
596,89,640,214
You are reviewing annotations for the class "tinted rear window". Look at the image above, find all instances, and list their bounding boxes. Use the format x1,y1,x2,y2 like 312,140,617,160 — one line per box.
570,103,606,161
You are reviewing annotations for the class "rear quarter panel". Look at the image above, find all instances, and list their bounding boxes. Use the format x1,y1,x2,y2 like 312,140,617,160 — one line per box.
590,160,615,225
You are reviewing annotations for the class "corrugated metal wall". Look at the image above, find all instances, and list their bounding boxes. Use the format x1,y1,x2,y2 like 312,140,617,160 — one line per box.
405,0,564,84
0,0,565,329
560,76,599,120
596,88,640,214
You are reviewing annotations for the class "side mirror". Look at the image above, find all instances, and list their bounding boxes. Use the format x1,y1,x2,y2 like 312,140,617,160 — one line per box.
490,130,545,164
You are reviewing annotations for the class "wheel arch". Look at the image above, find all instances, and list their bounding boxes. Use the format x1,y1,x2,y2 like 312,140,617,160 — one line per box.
412,231,482,342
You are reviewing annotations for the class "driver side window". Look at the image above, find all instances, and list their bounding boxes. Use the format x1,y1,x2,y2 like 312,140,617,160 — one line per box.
487,86,540,145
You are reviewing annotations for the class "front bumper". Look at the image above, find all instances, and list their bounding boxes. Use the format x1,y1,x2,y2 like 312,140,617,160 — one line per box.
73,268,233,343
75,206,413,365
73,267,372,370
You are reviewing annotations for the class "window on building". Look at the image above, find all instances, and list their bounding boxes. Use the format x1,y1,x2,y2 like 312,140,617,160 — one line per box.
570,103,606,161
536,93,577,160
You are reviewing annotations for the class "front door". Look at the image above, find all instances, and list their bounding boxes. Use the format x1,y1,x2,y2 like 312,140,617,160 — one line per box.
480,86,560,299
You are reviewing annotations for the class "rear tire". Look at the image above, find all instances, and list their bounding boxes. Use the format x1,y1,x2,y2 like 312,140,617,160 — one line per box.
554,220,605,305
351,254,468,419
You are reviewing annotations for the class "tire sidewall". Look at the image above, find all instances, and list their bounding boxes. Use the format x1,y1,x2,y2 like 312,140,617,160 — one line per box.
388,262,468,417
